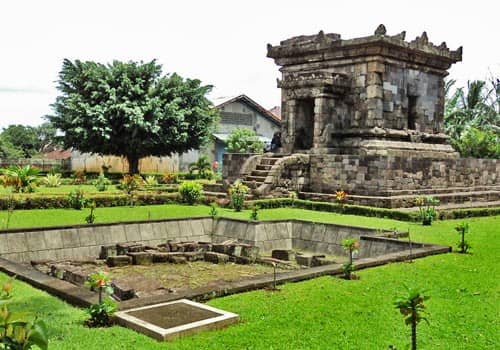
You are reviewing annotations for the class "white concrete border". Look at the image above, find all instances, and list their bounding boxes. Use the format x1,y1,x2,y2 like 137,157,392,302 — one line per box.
115,299,239,341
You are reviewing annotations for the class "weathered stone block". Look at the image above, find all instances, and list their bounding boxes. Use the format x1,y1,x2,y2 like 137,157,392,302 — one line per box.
183,252,204,262
107,255,132,267
272,249,295,261
367,61,385,73
99,244,117,259
295,254,313,267
204,252,230,264
117,242,143,255
152,252,172,263
111,282,135,301
128,252,153,265
366,85,383,98
170,255,187,264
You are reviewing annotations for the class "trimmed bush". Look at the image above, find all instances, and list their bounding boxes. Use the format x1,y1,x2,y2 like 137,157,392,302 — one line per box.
178,181,203,205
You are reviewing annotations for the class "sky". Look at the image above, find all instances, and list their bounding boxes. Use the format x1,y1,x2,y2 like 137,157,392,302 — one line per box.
0,0,499,129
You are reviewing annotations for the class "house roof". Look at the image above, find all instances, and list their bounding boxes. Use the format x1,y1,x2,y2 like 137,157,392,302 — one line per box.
212,94,282,126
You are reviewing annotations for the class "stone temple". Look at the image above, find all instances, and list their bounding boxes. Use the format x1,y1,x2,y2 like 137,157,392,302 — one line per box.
224,25,498,207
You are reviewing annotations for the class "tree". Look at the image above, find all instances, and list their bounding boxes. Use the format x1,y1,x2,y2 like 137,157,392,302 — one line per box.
444,78,499,158
48,59,218,174
226,128,264,153
0,134,23,159
1,125,39,157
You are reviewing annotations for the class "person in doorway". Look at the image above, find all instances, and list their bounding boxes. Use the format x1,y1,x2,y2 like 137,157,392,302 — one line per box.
270,131,282,152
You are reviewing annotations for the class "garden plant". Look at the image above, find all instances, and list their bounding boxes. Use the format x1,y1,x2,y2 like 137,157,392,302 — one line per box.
341,238,359,280
84,271,116,328
228,180,249,212
394,286,429,350
415,196,439,225
178,181,203,205
455,221,471,253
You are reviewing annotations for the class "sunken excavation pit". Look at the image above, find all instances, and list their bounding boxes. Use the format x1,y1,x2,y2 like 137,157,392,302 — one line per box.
0,217,450,307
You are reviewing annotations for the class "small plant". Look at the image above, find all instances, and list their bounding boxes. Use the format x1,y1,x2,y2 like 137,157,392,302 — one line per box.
118,174,143,194
335,190,348,211
42,173,62,187
289,191,297,207
162,172,178,184
209,202,218,218
415,196,439,225
85,201,96,224
68,189,86,210
455,222,471,253
144,175,158,187
179,181,203,205
84,271,116,327
1,165,40,193
0,278,49,350
250,205,259,221
93,174,111,192
394,286,429,350
72,170,86,185
341,238,359,280
1,195,15,230
228,180,249,212
188,155,212,179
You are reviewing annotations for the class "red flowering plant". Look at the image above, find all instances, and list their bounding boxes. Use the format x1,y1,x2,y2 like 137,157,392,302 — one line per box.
335,190,348,211
341,238,359,279
84,271,116,327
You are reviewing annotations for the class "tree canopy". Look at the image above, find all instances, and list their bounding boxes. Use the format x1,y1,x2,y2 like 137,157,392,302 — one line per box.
444,77,500,158
226,128,264,153
47,59,218,173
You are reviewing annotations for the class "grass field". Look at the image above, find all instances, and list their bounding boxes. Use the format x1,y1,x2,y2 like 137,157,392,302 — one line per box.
1,209,498,349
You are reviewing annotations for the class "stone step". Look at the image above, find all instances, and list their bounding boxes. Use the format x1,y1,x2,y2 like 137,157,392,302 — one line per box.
260,157,279,165
202,191,227,198
242,180,263,188
256,164,273,171
245,175,267,182
251,169,270,177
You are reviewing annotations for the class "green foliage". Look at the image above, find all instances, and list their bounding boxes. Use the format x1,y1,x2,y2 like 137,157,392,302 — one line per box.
162,172,178,184
342,238,359,279
72,171,86,185
48,59,218,174
415,197,439,225
0,278,49,350
67,189,86,210
226,128,264,153
178,181,203,205
209,202,218,218
189,155,212,179
0,135,23,160
118,175,143,194
93,174,111,192
42,173,62,188
85,201,96,224
0,125,40,158
144,175,158,187
228,180,249,212
444,78,500,158
250,205,259,221
394,286,429,350
84,271,116,327
1,165,40,193
455,222,471,253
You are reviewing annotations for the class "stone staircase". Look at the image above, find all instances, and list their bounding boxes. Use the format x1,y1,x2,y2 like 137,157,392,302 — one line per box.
241,153,310,195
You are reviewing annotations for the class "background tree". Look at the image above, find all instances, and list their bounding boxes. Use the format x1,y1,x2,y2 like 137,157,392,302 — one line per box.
0,134,23,159
48,59,218,174
0,125,39,157
445,78,500,158
226,128,264,153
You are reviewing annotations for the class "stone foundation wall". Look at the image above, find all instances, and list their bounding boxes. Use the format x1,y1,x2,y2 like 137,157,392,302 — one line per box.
309,154,499,195
223,153,257,184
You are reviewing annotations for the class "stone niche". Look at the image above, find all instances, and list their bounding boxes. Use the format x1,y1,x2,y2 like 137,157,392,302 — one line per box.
267,25,499,197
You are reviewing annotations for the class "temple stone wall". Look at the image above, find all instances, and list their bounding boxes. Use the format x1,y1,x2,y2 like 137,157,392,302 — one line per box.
309,154,499,195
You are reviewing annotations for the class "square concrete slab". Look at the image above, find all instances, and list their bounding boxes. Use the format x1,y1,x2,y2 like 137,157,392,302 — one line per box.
115,299,239,341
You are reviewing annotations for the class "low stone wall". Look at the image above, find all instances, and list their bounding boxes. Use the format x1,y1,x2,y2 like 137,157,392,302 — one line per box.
0,218,212,263
0,218,413,263
309,154,499,196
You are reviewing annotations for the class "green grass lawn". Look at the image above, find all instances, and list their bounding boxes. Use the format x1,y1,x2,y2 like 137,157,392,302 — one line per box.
0,210,498,349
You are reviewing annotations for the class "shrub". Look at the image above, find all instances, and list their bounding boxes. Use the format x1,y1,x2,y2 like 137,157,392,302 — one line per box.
93,174,111,192
415,196,439,225
118,174,143,194
0,278,49,349
226,128,264,153
250,205,259,221
42,173,62,188
209,202,218,218
178,181,203,205
72,170,86,185
84,271,116,327
144,175,158,187
188,155,212,179
228,180,249,212
162,172,178,184
1,165,40,193
67,189,86,210
85,201,97,224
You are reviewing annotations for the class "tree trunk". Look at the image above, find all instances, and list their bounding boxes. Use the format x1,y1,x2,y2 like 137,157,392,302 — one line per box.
411,318,417,350
127,155,140,174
